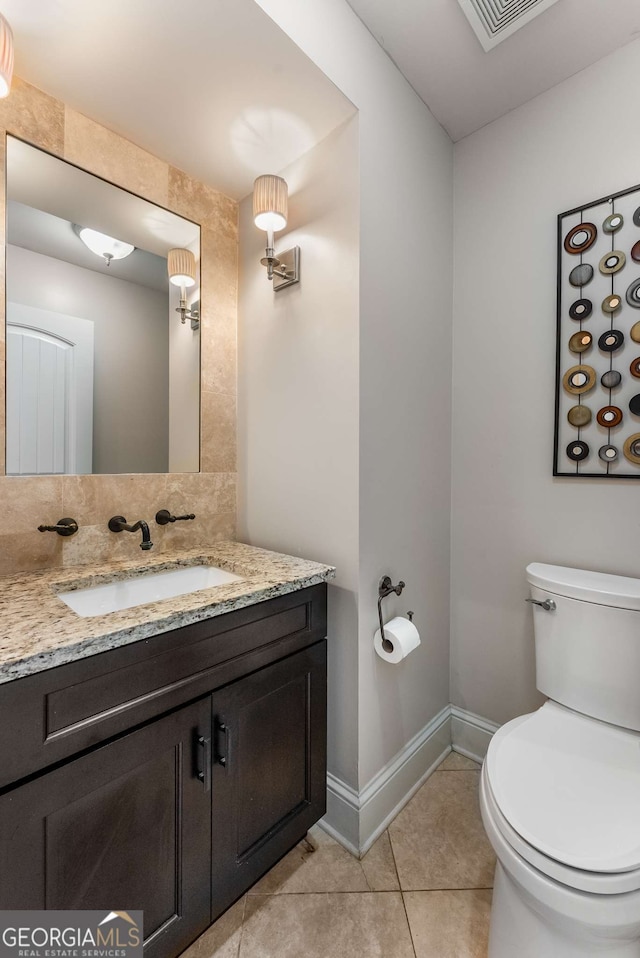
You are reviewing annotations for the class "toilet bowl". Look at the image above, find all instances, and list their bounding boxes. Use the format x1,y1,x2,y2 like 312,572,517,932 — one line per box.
481,563,640,957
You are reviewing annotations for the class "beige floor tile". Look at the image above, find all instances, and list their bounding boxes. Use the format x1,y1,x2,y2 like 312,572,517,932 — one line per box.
361,830,400,890
389,771,495,890
180,896,245,958
404,890,491,958
240,893,415,958
438,752,481,771
247,825,370,894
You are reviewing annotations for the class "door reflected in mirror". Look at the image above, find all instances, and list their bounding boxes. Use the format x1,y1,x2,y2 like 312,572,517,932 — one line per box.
5,135,201,476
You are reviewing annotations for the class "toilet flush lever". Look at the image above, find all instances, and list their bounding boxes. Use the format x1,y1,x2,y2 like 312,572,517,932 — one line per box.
526,598,556,612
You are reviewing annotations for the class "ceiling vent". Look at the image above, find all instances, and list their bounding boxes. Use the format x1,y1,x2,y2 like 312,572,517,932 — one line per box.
457,0,562,51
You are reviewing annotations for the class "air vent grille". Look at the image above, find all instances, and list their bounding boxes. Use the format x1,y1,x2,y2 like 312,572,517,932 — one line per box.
457,0,562,51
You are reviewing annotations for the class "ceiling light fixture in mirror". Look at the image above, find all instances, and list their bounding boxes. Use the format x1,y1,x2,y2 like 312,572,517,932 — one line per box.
5,135,201,477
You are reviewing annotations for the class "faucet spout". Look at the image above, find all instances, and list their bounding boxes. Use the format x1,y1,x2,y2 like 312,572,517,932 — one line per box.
108,516,154,550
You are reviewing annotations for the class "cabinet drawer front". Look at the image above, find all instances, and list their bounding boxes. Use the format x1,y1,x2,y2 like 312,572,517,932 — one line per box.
0,584,327,788
47,604,308,735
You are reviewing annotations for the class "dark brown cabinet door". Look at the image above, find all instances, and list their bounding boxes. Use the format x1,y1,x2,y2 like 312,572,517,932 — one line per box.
0,699,212,958
210,641,327,919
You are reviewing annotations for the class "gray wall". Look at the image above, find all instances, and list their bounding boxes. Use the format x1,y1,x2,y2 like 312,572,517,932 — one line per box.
238,117,360,788
8,245,169,474
251,0,454,811
451,38,640,725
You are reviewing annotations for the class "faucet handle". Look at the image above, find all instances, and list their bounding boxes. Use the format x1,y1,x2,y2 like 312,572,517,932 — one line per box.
155,509,196,525
37,518,78,537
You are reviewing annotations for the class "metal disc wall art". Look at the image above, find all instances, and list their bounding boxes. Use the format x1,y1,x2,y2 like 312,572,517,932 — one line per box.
566,440,589,461
567,404,592,427
599,251,626,275
562,364,596,394
568,331,592,353
623,433,640,463
602,294,622,314
599,444,618,461
603,213,624,234
564,223,597,254
569,298,592,320
556,181,640,478
626,278,640,307
569,263,594,287
598,329,624,351
596,405,623,427
601,369,622,389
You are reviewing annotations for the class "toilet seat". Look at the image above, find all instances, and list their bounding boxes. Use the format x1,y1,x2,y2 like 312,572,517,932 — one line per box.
484,701,640,894
482,764,640,894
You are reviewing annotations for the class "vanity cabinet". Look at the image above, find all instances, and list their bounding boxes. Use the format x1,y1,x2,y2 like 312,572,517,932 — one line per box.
0,583,327,958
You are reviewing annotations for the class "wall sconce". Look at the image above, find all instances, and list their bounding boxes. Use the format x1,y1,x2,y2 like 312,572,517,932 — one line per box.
0,14,14,99
168,248,200,330
73,224,135,266
253,174,299,291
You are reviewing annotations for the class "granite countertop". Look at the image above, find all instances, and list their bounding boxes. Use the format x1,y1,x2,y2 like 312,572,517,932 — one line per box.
0,542,335,684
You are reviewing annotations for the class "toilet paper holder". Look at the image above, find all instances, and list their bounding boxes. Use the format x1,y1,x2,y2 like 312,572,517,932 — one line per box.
378,576,413,653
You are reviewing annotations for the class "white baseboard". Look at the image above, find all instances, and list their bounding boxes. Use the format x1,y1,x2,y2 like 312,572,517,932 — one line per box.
321,705,452,856
450,705,500,763
321,773,360,856
320,704,499,856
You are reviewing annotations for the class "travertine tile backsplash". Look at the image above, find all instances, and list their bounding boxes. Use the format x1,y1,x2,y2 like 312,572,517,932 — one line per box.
0,78,238,575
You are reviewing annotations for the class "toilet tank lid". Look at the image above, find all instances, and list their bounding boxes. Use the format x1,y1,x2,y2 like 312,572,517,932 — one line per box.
527,562,640,610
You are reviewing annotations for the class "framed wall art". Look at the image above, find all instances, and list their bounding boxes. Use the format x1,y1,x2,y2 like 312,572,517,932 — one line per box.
555,182,640,478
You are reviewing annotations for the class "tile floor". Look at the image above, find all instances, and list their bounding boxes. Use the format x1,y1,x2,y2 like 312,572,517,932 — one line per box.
181,751,495,958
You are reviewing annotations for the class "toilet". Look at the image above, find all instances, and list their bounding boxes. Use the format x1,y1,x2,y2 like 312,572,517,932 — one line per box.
480,562,640,958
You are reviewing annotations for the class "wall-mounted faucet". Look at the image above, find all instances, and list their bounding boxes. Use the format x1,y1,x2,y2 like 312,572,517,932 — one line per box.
108,516,153,550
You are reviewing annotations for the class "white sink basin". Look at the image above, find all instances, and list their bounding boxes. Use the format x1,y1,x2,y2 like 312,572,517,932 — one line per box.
58,564,244,617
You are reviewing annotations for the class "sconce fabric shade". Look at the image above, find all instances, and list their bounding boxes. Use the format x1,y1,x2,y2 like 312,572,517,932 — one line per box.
0,14,13,99
168,248,196,287
253,175,288,232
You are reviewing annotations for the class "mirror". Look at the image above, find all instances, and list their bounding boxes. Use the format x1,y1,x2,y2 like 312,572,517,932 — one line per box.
5,135,201,476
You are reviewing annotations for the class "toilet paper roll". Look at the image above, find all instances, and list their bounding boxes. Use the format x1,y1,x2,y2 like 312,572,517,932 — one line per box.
374,616,420,664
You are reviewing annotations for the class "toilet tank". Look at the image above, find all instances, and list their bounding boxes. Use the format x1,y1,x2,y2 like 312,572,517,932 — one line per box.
526,563,640,732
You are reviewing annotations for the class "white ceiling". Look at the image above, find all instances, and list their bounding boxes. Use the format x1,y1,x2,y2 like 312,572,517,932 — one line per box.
6,0,640,181
3,0,355,200
346,0,640,141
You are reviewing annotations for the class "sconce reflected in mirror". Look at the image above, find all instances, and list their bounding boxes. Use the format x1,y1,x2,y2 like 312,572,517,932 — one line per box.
253,174,300,291
168,248,200,329
0,13,13,99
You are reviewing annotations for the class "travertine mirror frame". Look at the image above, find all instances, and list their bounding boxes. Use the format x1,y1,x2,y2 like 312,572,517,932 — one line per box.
0,78,238,575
